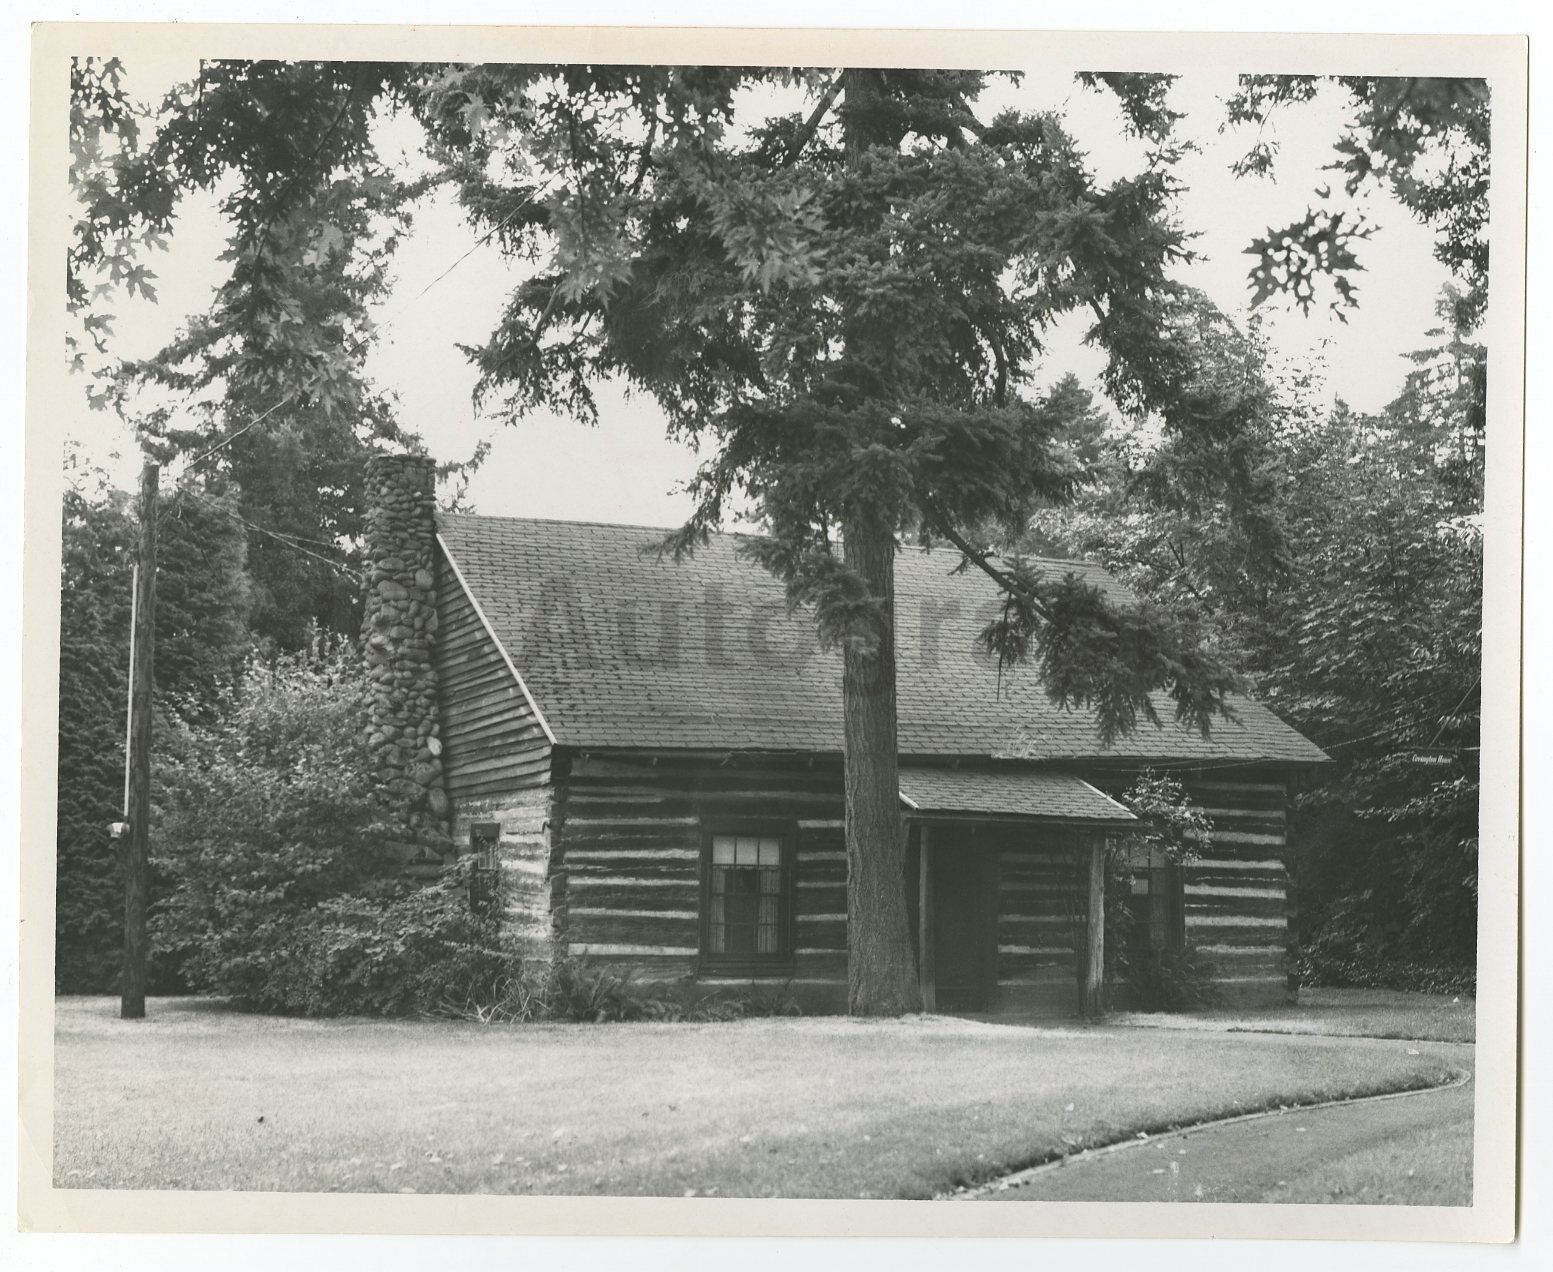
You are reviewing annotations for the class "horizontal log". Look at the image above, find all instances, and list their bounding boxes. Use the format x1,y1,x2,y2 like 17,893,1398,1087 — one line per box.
567,847,700,862
567,911,699,946
1185,883,1286,901
1184,858,1285,873
570,943,699,958
567,882,699,909
1185,894,1287,918
1186,913,1288,930
453,790,552,819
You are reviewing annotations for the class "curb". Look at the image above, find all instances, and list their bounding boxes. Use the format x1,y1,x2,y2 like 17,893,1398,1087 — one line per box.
949,1065,1473,1201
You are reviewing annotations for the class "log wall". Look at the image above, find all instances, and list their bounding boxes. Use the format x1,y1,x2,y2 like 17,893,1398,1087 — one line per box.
554,752,851,1011
1176,771,1296,1007
1086,766,1296,1009
547,757,1295,1014
989,827,1088,1017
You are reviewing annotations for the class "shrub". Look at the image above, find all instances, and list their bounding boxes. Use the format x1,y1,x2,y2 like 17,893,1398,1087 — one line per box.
152,647,512,1016
1120,942,1224,1012
152,647,810,1022
1295,926,1476,997
440,958,804,1025
1102,770,1217,1011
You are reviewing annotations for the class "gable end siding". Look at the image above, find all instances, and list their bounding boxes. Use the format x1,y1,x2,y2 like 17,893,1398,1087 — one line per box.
433,545,558,950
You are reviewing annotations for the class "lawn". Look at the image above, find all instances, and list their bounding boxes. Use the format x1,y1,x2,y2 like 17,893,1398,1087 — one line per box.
1110,986,1476,1043
53,996,1464,1199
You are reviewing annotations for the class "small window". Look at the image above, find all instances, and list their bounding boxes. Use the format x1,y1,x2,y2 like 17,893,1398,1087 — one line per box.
469,822,500,912
701,830,793,971
1125,844,1186,952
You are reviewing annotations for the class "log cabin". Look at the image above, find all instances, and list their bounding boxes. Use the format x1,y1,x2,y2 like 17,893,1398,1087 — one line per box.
362,455,1328,1017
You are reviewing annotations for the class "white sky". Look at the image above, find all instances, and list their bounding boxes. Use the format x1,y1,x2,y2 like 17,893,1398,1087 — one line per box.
69,62,1455,527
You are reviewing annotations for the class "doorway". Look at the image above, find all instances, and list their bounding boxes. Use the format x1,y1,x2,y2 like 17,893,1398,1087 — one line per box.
931,845,998,1011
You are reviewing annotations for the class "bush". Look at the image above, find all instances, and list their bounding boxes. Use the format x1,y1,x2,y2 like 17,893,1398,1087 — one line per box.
1120,942,1223,1012
152,646,807,1022
151,647,513,1016
440,958,804,1024
1295,927,1476,997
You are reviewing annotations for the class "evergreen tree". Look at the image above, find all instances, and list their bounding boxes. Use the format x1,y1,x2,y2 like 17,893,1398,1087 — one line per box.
1023,292,1483,989
410,66,1259,1011
55,469,252,991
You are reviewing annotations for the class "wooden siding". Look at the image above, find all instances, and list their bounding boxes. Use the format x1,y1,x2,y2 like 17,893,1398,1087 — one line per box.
433,547,557,948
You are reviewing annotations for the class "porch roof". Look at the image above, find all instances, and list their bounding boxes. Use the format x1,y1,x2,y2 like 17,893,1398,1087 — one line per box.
897,767,1137,825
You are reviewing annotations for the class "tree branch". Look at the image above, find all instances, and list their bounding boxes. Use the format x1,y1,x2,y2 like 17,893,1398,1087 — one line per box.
631,108,659,195
920,499,1054,625
784,75,843,166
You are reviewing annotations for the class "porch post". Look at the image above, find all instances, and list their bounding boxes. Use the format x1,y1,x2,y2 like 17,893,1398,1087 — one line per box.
918,822,936,1012
1081,836,1105,1017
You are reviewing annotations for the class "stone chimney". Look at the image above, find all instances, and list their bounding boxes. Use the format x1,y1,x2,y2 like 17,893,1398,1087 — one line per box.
362,453,452,865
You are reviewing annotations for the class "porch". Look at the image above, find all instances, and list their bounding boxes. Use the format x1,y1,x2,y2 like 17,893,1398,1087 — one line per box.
899,767,1138,1019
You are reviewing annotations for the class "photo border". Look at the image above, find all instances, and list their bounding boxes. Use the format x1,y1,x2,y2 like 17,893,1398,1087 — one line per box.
18,20,1529,1242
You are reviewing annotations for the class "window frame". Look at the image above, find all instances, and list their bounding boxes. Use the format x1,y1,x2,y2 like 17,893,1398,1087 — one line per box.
468,821,501,913
1122,843,1187,953
697,820,797,977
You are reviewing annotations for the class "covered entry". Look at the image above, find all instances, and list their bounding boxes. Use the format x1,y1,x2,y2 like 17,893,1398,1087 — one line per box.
900,767,1138,1018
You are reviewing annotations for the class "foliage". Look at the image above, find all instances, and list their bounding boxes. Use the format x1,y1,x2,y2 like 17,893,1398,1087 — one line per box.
1221,75,1491,326
1119,943,1224,1013
1294,924,1477,997
406,65,1259,742
68,58,443,648
1110,770,1214,868
1029,292,1482,989
149,647,507,1016
441,958,804,1024
55,470,252,992
1102,772,1217,1011
67,63,1490,1015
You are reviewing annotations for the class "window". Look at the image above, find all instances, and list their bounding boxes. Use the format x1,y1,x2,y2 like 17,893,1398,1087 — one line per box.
469,822,500,913
1124,843,1186,952
700,830,793,971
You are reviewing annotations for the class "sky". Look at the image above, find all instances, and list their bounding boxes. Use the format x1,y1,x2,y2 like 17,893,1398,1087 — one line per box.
67,62,1455,529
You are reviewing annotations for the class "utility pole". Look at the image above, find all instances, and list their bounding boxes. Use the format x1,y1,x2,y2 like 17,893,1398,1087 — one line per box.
122,461,157,1020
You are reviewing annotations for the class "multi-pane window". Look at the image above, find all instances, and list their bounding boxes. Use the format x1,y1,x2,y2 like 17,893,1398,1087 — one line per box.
703,832,790,966
1125,843,1186,951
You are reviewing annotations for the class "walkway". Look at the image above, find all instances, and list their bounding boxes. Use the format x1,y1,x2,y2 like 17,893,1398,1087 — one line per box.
979,1067,1473,1204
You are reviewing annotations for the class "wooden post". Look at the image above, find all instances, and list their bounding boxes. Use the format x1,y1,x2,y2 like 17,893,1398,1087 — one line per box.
122,462,157,1020
918,822,936,1012
1081,836,1105,1018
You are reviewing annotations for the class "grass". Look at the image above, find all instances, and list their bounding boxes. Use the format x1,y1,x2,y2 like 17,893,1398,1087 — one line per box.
53,996,1462,1198
1109,986,1476,1043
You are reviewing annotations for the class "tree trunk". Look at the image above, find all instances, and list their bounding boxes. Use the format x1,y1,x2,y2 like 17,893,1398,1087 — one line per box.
841,509,921,1015
836,68,921,1016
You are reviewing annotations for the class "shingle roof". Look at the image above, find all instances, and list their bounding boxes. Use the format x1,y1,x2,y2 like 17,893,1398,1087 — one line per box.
437,513,1328,765
899,768,1137,823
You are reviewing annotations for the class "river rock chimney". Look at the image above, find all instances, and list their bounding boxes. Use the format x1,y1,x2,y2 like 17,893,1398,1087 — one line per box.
362,453,452,864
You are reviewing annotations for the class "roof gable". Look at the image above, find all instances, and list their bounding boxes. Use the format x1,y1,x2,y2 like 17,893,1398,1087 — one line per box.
436,513,1327,765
